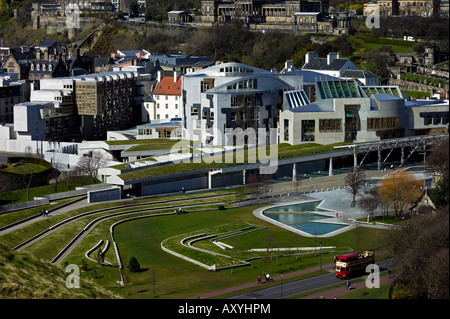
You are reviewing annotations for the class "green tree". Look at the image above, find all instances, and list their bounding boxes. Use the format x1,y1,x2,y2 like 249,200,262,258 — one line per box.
128,256,141,273
430,176,449,208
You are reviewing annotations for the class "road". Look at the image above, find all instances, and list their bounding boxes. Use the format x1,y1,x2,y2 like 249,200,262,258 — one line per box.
229,258,393,299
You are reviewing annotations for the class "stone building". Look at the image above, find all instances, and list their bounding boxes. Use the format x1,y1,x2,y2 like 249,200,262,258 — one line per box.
199,0,346,34
363,0,443,17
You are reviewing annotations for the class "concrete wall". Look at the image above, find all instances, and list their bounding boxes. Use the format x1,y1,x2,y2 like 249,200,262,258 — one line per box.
87,186,122,203
141,173,208,196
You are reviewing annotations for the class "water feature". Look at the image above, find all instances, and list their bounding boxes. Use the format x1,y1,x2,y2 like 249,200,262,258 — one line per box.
262,201,349,236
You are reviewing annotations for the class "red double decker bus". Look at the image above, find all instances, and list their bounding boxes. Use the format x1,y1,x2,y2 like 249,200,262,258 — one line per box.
335,251,375,279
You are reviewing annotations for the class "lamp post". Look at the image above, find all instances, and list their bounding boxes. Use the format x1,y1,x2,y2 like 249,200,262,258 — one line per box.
320,242,322,270
280,273,283,299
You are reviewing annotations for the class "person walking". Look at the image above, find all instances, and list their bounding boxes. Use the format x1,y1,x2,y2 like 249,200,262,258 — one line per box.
346,280,351,290
257,274,261,284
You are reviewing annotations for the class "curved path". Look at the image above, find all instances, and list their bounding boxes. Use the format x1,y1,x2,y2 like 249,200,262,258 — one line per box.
49,199,230,264
2,192,233,236
9,193,234,262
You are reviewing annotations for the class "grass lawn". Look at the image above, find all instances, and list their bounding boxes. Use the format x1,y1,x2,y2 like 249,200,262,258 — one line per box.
340,284,390,299
0,162,48,175
117,142,349,181
54,204,389,299
364,42,413,52
0,177,98,206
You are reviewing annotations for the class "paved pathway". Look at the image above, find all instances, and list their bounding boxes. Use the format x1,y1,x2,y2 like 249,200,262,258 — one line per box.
187,264,337,299
188,263,395,299
299,273,395,299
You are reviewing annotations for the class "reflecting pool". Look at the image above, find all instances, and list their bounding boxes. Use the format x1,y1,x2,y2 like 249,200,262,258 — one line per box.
263,201,349,236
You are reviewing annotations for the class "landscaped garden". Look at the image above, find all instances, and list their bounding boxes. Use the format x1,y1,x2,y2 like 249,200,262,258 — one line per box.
48,200,388,299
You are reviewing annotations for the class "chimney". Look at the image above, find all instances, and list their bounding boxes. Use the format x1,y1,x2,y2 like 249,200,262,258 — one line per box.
174,71,180,83
157,70,162,83
285,60,294,71
327,52,339,65
304,52,318,65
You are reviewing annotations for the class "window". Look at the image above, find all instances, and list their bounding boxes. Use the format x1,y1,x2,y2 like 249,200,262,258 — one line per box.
319,119,342,132
302,120,315,141
367,116,399,130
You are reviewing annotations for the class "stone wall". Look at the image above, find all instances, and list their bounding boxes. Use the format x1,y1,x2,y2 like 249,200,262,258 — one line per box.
388,78,449,97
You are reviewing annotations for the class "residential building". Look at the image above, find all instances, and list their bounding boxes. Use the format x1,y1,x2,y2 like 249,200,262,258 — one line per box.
14,70,147,141
302,52,358,77
2,48,35,80
153,72,183,121
147,54,213,73
0,72,27,123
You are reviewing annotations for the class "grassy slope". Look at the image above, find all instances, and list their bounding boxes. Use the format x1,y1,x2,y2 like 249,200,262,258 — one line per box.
61,205,386,299
0,240,121,299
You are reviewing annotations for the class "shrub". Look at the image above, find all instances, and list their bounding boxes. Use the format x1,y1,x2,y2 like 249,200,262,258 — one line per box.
128,257,141,273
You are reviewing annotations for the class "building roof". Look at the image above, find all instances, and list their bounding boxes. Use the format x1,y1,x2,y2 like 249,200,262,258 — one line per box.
289,99,334,113
303,57,349,71
342,69,378,79
154,76,182,95
143,94,155,102
36,40,58,48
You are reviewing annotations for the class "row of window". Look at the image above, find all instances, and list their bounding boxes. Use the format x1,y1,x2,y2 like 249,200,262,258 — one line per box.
220,66,253,74
379,1,433,6
156,103,178,109
155,95,179,100
227,79,256,91
30,64,54,72
0,97,21,105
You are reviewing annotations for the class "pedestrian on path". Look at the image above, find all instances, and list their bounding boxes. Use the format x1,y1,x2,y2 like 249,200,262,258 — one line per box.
346,280,351,291
257,274,261,284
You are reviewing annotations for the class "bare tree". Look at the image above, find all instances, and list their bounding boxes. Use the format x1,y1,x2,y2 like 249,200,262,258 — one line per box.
384,208,448,298
234,185,247,207
427,138,449,177
345,167,365,207
359,193,380,222
76,151,108,184
50,158,65,193
247,173,263,199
